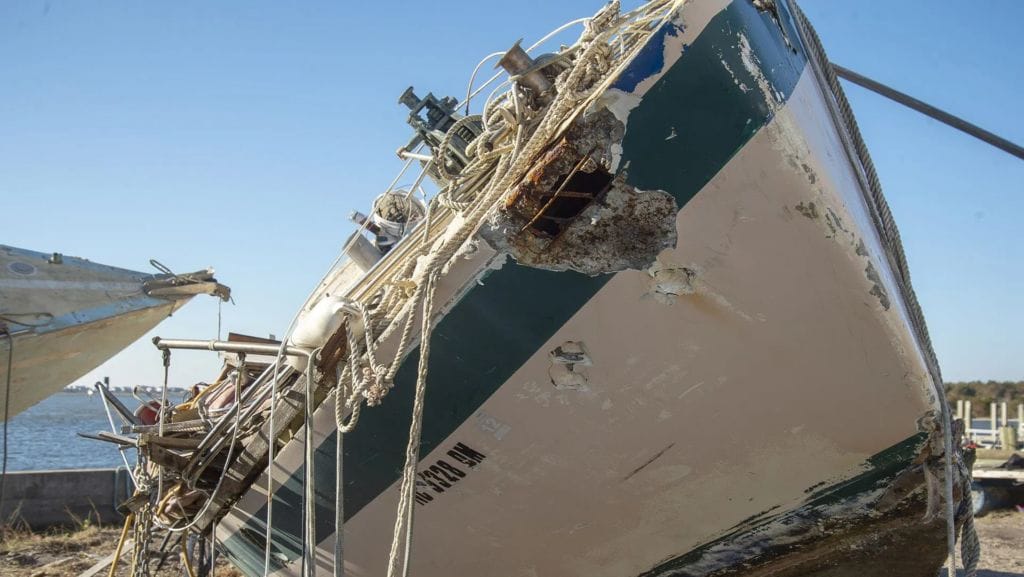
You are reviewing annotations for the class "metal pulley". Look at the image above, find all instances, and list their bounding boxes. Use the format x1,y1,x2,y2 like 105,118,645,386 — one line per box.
496,40,566,106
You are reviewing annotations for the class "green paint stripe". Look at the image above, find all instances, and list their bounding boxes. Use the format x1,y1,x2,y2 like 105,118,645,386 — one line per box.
222,1,806,573
636,433,929,577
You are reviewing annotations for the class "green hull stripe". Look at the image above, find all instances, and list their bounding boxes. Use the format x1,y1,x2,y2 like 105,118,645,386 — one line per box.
222,1,806,573
636,433,929,577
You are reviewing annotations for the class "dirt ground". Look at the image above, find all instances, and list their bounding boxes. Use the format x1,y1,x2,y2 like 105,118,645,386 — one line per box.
0,522,242,577
956,509,1024,576
0,511,1020,577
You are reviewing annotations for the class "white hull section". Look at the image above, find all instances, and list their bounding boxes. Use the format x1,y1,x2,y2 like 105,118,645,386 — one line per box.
2,303,180,417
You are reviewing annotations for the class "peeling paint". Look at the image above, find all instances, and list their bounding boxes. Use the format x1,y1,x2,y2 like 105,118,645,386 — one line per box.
645,261,696,305
794,200,818,220
800,162,817,183
737,32,784,108
548,341,591,391
644,262,752,321
549,364,589,391
637,431,966,577
599,14,691,172
864,261,892,311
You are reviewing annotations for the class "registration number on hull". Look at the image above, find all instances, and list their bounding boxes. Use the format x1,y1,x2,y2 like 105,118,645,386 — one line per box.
414,442,487,505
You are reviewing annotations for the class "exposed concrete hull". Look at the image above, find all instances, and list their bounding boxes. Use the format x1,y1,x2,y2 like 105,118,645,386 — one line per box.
218,1,961,576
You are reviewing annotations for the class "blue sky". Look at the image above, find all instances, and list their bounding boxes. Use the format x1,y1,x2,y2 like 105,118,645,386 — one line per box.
1,0,1021,391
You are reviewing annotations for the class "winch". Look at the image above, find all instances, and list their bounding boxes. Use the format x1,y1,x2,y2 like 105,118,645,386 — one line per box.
397,87,482,182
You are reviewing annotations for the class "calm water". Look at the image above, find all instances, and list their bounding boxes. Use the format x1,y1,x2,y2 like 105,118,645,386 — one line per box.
1,392,154,471
2,393,1018,472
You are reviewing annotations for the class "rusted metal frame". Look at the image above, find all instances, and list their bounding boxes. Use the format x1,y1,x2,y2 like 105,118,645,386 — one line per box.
182,368,284,484
146,444,192,472
518,144,603,237
152,330,350,530
152,337,308,358
141,435,204,450
192,370,326,531
147,338,303,484
528,170,620,258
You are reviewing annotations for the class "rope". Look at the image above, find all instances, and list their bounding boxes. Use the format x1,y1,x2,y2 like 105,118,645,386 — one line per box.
302,349,322,577
365,3,680,575
326,0,645,521
957,439,981,577
938,410,960,577
333,364,347,577
788,2,938,379
157,349,171,515
258,187,408,575
788,2,964,575
960,503,980,576
385,273,439,577
0,312,54,328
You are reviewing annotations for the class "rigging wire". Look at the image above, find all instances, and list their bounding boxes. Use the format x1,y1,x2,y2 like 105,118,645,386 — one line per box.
0,328,12,515
96,380,142,486
832,63,1024,162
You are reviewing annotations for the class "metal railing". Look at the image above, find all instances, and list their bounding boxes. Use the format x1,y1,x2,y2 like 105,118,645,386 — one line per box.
955,400,1023,449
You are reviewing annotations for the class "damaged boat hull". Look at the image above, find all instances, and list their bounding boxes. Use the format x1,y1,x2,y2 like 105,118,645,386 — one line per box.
0,245,227,419
219,1,960,576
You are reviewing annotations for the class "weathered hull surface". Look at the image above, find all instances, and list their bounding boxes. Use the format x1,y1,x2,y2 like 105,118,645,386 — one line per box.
220,1,955,576
0,246,188,419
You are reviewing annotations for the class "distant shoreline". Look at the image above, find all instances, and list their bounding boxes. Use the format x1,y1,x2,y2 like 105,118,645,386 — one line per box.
946,381,1023,417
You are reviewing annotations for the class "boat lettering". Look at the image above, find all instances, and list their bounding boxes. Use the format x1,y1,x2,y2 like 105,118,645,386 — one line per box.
414,442,487,505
